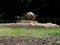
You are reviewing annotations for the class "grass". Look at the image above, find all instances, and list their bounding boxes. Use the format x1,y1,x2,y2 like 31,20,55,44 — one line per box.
0,27,60,38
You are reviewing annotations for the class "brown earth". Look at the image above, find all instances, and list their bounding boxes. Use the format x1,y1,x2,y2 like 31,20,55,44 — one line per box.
0,35,60,45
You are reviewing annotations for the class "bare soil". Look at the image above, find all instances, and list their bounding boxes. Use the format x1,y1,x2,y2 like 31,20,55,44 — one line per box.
0,35,60,45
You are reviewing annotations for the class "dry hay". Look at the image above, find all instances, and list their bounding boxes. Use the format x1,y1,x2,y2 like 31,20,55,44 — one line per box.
10,12,59,28
25,12,36,21
19,20,59,28
39,23,59,28
0,20,59,28
45,23,59,28
20,20,38,24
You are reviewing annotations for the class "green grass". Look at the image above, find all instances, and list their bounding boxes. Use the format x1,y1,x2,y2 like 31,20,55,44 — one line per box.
0,27,60,38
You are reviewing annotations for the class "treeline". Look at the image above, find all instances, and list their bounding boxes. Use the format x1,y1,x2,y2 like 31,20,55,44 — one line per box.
0,0,60,24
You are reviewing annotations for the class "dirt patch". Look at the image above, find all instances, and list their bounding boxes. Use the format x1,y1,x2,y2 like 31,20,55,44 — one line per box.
0,35,60,45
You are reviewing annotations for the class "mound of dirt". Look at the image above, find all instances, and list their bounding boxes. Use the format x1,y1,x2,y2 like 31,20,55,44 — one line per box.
0,35,60,45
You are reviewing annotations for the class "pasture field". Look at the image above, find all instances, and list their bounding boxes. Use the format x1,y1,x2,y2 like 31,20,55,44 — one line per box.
0,26,60,45
0,27,60,38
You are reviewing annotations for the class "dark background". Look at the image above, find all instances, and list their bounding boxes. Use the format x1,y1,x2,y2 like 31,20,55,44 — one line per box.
0,0,60,24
